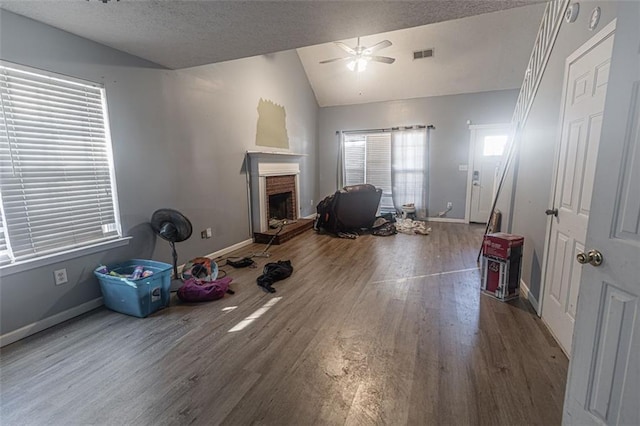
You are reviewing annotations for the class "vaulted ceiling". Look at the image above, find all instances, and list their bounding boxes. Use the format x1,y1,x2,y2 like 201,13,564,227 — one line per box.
297,4,546,106
0,0,542,70
1,1,546,108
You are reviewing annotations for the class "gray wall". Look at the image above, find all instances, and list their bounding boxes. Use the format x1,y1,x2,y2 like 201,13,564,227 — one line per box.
509,1,618,303
318,90,518,218
0,11,318,336
169,54,319,244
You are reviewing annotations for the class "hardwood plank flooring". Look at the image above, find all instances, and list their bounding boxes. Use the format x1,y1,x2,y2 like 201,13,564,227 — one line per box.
0,223,568,425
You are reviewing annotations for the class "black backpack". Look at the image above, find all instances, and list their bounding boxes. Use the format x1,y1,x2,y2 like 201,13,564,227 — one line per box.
314,194,338,234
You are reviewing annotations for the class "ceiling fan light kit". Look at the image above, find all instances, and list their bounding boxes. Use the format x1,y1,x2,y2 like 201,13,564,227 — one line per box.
347,57,369,72
320,37,395,72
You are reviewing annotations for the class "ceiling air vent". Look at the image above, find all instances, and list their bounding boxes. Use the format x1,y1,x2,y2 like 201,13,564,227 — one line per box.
413,49,434,60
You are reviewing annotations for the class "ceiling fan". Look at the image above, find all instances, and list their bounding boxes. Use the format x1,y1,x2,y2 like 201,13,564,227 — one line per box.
320,37,395,72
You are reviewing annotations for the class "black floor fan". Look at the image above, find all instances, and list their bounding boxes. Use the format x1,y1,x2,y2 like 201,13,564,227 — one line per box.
150,208,193,291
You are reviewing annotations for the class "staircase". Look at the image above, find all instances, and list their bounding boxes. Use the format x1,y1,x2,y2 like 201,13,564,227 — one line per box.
478,0,571,261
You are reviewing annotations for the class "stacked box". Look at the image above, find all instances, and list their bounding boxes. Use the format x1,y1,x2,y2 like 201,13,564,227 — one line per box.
481,233,524,301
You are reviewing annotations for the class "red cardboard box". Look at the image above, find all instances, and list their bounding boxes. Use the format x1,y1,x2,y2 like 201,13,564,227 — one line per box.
484,258,502,293
483,233,524,260
481,233,524,301
481,257,521,300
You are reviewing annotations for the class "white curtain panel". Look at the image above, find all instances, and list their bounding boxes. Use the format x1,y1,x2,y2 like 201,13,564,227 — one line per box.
336,131,345,190
391,128,429,217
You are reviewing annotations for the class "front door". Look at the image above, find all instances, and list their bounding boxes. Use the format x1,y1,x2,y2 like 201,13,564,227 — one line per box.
541,24,614,355
563,5,639,425
468,125,510,223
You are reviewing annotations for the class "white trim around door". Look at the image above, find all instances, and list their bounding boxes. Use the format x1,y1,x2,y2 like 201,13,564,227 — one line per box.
465,123,512,224
538,20,615,356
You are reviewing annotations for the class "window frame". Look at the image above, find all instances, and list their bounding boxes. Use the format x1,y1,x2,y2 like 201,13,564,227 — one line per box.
342,131,395,212
0,61,127,275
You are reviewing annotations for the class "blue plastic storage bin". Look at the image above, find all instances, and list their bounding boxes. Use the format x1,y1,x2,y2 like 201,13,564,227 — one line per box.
94,259,173,318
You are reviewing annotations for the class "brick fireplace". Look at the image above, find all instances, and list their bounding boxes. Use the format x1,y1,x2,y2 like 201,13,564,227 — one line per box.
247,154,301,233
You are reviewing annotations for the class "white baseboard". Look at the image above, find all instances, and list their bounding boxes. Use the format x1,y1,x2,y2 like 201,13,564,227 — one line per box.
520,279,540,315
204,238,254,259
177,238,254,274
301,214,317,220
426,217,466,223
1,297,104,348
2,238,258,347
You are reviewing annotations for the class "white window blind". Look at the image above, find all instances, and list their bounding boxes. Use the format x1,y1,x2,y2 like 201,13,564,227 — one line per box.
0,212,10,264
0,62,121,266
343,137,365,187
343,132,394,211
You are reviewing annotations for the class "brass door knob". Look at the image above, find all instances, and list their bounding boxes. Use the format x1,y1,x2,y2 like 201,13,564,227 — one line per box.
576,249,603,266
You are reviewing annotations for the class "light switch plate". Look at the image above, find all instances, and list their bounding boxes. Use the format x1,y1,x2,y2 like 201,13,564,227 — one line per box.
459,164,469,171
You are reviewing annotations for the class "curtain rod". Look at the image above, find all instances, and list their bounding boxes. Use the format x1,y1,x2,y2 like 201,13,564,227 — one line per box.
336,124,435,135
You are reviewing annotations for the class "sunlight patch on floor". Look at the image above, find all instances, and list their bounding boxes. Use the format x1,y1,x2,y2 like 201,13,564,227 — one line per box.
370,267,480,284
228,297,283,332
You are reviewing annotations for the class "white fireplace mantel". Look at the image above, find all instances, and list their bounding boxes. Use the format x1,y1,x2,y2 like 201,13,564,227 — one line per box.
258,162,300,177
247,150,306,157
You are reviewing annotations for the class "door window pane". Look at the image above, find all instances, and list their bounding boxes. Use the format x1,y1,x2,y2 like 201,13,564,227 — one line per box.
483,135,508,156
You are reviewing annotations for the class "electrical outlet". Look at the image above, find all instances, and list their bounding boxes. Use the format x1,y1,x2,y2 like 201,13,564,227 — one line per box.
310,199,314,206
54,268,68,286
206,228,212,238
447,202,453,209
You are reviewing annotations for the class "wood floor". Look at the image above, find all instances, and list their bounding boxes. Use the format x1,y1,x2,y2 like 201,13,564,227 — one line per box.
0,223,568,425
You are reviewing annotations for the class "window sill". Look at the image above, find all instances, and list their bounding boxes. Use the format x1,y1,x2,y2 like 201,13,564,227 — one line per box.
0,237,132,278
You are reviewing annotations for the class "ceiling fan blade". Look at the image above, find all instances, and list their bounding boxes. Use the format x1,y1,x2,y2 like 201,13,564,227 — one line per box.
364,40,392,54
319,57,351,64
334,42,357,55
369,56,395,64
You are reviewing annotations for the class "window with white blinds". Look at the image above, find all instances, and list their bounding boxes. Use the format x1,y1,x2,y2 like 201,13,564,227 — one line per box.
342,132,394,211
0,62,121,266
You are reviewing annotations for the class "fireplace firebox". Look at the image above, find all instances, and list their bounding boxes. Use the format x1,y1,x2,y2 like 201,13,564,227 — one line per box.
268,191,294,220
265,175,297,225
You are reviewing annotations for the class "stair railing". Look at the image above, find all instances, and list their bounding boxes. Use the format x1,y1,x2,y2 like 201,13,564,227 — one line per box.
477,0,570,263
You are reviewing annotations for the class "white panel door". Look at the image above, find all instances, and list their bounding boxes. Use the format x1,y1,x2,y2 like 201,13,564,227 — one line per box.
468,126,510,223
541,26,614,355
564,5,639,425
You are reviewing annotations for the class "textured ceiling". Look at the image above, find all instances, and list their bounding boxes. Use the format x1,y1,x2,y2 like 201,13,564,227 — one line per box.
0,0,542,70
297,3,546,107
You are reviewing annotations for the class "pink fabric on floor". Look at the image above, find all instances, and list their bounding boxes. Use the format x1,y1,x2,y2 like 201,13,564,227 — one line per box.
177,276,233,302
